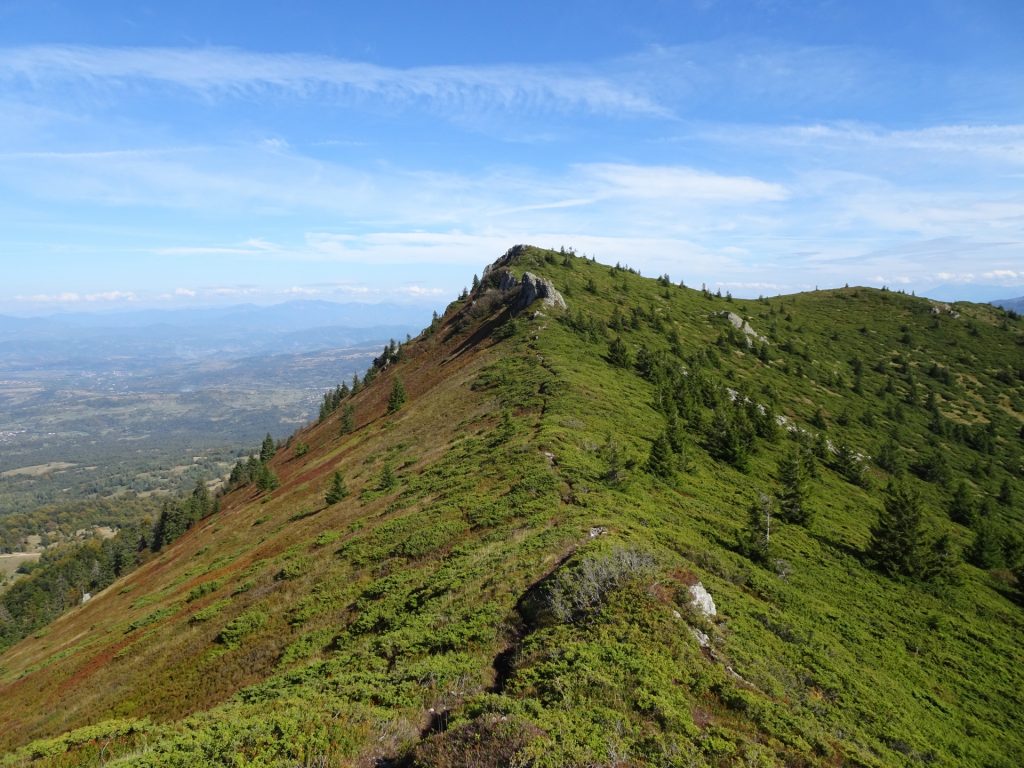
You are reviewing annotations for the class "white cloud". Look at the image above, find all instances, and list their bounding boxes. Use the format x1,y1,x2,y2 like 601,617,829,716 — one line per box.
14,290,135,303
208,286,260,296
706,122,1024,165
282,286,323,296
0,45,666,118
578,163,788,203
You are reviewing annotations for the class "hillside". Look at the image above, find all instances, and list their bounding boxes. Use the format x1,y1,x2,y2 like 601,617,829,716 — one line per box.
0,245,1022,768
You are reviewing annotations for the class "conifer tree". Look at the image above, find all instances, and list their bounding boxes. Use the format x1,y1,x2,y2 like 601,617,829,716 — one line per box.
834,443,869,488
339,404,355,435
875,438,903,475
324,470,349,505
260,433,276,463
228,459,248,488
948,481,974,525
741,493,774,563
777,449,811,525
256,463,279,492
868,481,928,579
968,518,1003,569
646,431,675,479
998,478,1014,507
608,336,631,368
387,377,407,413
377,463,396,491
188,480,211,523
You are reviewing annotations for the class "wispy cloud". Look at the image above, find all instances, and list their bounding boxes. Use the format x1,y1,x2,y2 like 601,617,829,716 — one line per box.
0,44,667,118
579,163,787,203
15,290,136,303
695,122,1024,165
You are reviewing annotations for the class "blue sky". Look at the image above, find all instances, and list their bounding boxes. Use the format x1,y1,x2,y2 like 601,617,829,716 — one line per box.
1,0,1022,314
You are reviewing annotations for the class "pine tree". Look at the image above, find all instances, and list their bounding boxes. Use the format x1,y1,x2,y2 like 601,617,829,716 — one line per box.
187,480,211,523
707,408,751,471
998,478,1014,507
868,481,928,579
608,336,631,368
740,494,774,563
665,410,688,467
256,463,279,492
377,463,396,491
228,459,248,488
834,443,869,488
260,433,276,463
339,404,355,435
387,377,407,414
875,438,903,475
777,449,811,525
324,470,349,505
919,533,960,588
948,481,974,525
646,431,675,479
968,518,1004,569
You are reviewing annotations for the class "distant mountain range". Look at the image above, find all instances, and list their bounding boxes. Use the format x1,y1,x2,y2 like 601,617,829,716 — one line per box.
919,283,1024,304
992,296,1024,313
0,300,431,365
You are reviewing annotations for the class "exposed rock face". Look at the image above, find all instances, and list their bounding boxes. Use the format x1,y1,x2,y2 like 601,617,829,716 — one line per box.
488,266,567,313
720,311,767,346
688,582,717,618
689,627,711,648
498,271,518,293
930,302,960,319
516,272,567,311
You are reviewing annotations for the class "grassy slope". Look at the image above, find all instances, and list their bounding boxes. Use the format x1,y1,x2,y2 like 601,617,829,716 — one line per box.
0,246,1022,767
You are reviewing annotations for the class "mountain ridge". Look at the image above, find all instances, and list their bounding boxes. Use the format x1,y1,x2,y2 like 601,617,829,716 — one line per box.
0,245,1022,768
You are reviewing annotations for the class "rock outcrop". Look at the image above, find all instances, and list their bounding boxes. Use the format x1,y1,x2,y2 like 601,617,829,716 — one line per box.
688,582,717,618
490,266,566,313
719,311,767,346
516,272,567,311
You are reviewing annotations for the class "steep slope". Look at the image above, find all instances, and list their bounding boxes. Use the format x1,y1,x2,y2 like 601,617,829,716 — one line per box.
1,246,1022,768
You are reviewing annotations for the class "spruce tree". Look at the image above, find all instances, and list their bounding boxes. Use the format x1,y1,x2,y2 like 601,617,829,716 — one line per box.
188,480,211,523
387,377,407,414
256,463,279,492
260,433,276,463
998,478,1014,507
968,518,1003,569
339,404,355,435
741,493,774,563
324,470,349,505
647,431,675,479
608,336,631,368
868,481,928,579
875,438,903,475
777,449,811,525
377,463,396,491
948,481,974,525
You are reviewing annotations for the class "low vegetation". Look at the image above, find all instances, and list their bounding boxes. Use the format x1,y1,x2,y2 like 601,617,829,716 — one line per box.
0,245,1022,767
